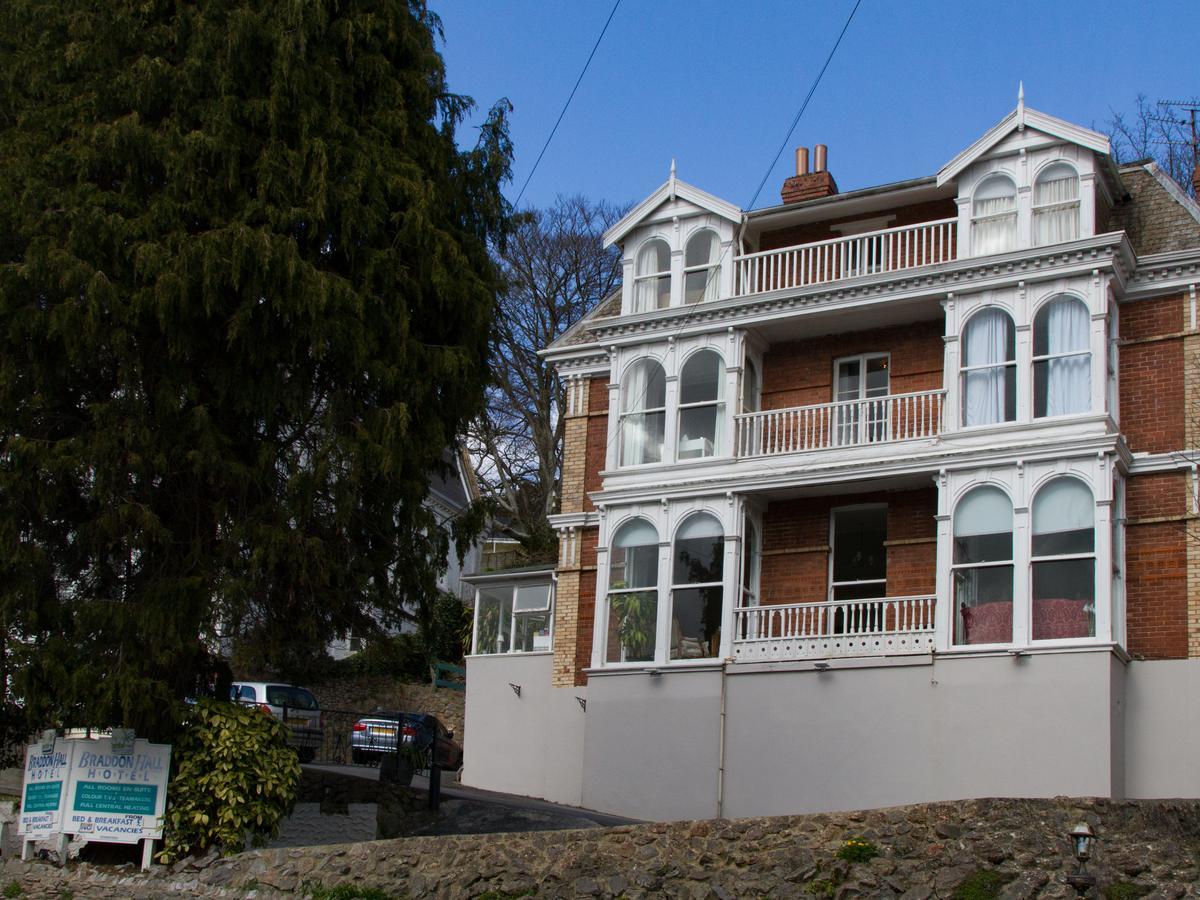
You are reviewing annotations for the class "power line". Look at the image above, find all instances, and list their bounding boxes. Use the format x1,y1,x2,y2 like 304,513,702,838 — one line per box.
747,0,864,210
513,0,623,208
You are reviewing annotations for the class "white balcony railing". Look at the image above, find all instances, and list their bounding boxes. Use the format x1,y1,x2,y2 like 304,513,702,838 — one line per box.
734,217,957,297
734,389,945,458
732,595,936,662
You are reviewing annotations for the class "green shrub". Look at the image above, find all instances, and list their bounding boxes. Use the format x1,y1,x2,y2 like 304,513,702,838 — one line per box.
2,881,22,898
835,837,878,863
307,885,393,900
951,869,1010,900
158,699,300,862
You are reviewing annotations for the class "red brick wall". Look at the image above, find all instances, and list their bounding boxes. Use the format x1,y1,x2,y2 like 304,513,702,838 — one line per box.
1119,295,1185,453
760,488,937,603
757,199,957,253
761,319,944,411
574,527,599,685
583,376,610,510
1125,472,1188,660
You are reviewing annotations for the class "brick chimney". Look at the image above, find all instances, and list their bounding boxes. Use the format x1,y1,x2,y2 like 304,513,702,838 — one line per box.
781,143,838,204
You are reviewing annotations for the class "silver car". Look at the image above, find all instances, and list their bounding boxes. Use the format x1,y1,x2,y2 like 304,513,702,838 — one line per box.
231,682,324,762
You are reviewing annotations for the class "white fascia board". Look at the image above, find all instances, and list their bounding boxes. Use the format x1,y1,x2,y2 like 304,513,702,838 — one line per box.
1124,247,1200,300
548,511,600,530
937,106,1110,187
602,178,742,248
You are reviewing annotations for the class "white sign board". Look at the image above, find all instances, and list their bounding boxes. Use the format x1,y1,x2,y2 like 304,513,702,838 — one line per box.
63,738,171,844
18,739,73,840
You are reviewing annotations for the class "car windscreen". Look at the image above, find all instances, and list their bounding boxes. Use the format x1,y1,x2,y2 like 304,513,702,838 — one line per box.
266,685,319,710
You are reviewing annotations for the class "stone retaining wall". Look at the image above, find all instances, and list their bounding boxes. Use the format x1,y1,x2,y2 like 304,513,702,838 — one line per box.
309,677,465,743
1,797,1197,898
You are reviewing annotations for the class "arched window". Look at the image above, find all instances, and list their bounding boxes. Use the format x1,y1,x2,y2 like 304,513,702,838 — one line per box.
677,350,725,459
619,359,666,466
634,239,671,312
671,514,724,660
606,519,660,663
971,174,1017,255
961,309,1015,426
1031,479,1095,640
953,486,1013,645
684,231,721,304
740,517,759,608
1033,296,1090,418
1033,163,1080,246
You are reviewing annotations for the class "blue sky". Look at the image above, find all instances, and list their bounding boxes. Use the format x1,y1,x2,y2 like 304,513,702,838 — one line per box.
430,1,1199,213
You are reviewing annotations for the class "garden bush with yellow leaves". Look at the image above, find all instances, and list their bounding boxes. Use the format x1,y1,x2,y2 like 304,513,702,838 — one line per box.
159,699,300,862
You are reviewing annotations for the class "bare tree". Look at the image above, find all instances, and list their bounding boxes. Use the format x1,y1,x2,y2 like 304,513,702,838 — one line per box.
470,196,625,554
1106,94,1197,197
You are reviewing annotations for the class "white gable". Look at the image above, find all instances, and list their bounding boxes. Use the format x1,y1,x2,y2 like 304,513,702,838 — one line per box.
604,173,741,248
938,101,1109,187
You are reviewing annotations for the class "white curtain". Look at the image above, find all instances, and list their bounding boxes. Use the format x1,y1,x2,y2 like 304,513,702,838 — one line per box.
701,236,720,301
972,180,1016,255
634,242,667,313
1033,175,1080,246
620,363,650,464
1032,478,1093,537
1044,299,1090,416
962,309,1010,426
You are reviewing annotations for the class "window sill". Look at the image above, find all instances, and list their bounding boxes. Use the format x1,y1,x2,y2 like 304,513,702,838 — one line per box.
937,641,1125,661
466,651,554,660
584,659,726,677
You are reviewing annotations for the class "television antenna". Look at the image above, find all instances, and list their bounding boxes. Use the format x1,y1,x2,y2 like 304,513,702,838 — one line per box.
1153,99,1200,169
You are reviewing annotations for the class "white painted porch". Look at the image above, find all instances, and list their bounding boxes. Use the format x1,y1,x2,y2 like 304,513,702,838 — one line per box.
731,595,936,662
733,389,945,458
733,217,957,297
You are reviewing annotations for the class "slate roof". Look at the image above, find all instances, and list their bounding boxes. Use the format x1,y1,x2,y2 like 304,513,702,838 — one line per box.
1110,161,1200,255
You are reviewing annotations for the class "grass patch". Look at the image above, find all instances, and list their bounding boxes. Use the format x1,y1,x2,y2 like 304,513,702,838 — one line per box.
2,881,21,899
475,892,536,900
307,886,394,900
1104,883,1149,900
805,878,837,898
951,869,1011,900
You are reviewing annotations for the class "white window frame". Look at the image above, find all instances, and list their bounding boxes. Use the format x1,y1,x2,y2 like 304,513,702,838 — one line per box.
1032,162,1081,247
668,513,725,661
1029,477,1096,642
470,579,554,656
970,174,1017,256
959,308,1016,427
951,486,1015,647
833,352,890,445
633,238,671,313
604,518,661,665
827,504,888,602
683,229,721,304
619,358,667,467
1032,295,1091,420
676,350,726,460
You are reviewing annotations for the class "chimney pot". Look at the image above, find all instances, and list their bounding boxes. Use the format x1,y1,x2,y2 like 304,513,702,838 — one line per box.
796,147,810,176
814,144,828,173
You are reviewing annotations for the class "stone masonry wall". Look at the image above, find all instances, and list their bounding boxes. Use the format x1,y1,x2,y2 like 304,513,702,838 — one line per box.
4,797,1198,898
308,678,464,744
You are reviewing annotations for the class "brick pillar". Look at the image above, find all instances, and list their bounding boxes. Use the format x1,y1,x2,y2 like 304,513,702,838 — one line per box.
553,376,590,687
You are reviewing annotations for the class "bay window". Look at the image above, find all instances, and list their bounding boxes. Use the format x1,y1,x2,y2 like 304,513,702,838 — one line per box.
971,174,1017,255
1031,478,1095,640
1033,163,1080,246
677,350,725,459
634,239,671,312
619,359,666,466
961,309,1016,426
670,514,724,660
1033,296,1090,418
473,579,553,655
606,519,660,663
684,231,721,304
953,486,1014,645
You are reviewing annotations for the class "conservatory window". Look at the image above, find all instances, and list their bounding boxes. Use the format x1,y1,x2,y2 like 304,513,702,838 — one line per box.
971,175,1017,255
472,581,554,654
1033,296,1090,418
670,514,724,660
606,519,660,664
634,239,671,312
953,486,1014,645
683,231,721,304
1033,163,1080,246
1031,479,1095,640
961,309,1016,426
619,359,666,466
677,350,725,460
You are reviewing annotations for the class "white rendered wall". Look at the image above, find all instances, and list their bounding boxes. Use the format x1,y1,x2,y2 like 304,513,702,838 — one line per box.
721,650,1123,818
1124,660,1200,799
580,668,723,821
462,653,585,806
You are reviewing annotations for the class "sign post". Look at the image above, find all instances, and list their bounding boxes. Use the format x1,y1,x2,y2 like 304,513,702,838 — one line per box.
17,739,73,864
64,737,171,870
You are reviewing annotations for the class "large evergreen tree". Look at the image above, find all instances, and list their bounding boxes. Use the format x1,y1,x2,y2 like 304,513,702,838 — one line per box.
0,0,510,739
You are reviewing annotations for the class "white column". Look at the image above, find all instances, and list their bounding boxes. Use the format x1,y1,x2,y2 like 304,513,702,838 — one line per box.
1015,321,1032,424
719,495,742,659
1012,465,1031,646
941,294,959,431
605,348,621,471
656,536,672,667
955,196,971,259
933,471,953,652
1093,455,1114,644
1079,173,1097,239
1090,272,1108,415
591,507,611,669
663,340,680,464
621,255,634,314
720,238,735,299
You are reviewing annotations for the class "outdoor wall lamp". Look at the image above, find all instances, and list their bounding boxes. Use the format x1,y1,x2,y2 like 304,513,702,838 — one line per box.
508,682,522,698
813,662,831,671
1065,822,1097,896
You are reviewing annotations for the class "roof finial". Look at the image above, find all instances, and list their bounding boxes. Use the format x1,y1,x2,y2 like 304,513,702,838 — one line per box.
670,157,676,179
669,157,677,200
1017,81,1025,130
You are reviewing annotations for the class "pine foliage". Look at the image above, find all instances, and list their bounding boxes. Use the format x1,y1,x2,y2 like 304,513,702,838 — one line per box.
0,0,510,739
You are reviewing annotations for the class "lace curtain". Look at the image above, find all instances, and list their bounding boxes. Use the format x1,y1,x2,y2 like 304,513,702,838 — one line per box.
962,309,1012,426
1043,299,1090,416
1033,175,1080,245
